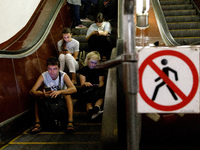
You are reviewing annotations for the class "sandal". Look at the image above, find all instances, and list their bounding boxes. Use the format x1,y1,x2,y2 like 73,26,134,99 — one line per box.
30,122,41,134
65,121,75,133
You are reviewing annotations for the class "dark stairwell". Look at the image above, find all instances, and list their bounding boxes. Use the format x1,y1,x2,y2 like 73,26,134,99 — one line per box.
159,0,200,45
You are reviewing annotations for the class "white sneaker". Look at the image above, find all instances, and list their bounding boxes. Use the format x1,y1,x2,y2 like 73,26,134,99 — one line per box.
75,24,86,28
81,18,91,22
91,110,103,119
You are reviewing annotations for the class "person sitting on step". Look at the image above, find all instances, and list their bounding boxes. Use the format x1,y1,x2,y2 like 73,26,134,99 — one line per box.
79,51,105,119
86,12,112,60
29,57,77,133
57,27,79,85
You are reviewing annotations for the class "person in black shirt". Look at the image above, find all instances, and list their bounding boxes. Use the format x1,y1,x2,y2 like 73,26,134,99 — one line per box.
79,51,105,119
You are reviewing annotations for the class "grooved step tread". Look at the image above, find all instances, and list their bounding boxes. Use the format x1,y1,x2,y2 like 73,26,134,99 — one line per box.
170,28,200,31
165,15,199,18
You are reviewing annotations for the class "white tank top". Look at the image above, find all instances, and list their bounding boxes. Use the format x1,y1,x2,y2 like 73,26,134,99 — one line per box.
42,71,67,91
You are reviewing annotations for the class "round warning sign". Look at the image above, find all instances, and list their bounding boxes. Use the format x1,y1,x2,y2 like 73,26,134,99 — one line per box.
139,50,199,112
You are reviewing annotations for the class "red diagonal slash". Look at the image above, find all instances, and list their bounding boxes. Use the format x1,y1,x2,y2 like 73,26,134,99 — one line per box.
149,60,187,101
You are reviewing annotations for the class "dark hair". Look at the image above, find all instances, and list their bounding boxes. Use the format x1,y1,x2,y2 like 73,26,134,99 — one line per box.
47,57,60,68
95,12,104,23
62,27,72,34
61,28,72,51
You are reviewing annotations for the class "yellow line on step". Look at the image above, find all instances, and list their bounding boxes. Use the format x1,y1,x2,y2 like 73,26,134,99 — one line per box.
9,141,101,145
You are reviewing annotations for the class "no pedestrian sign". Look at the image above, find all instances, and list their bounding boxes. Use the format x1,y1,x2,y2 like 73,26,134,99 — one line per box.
138,47,199,113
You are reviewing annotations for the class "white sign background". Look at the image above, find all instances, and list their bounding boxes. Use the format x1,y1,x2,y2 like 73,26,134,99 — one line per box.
138,47,199,113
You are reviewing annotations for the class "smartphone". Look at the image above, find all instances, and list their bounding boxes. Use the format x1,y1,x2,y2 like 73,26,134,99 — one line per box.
44,87,51,92
93,84,99,87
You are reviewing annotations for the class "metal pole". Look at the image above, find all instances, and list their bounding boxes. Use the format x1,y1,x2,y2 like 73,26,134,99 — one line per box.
97,0,141,149
122,0,141,150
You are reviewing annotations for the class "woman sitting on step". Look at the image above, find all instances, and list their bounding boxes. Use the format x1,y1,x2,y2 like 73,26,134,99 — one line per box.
57,28,79,85
79,51,105,119
86,12,112,60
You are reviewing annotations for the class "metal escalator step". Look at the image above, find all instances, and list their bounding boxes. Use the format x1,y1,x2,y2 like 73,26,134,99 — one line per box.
161,4,193,10
168,22,200,30
170,29,200,37
72,28,88,35
165,15,200,23
163,9,196,16
72,35,87,43
160,0,190,5
174,37,200,45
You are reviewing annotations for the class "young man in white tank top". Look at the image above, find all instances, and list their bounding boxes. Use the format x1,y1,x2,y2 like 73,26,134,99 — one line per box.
29,57,77,133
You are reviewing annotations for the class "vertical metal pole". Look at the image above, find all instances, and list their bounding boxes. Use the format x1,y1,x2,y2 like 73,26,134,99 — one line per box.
122,0,141,150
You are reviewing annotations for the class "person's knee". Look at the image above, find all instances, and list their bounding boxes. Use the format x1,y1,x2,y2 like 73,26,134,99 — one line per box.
59,54,65,61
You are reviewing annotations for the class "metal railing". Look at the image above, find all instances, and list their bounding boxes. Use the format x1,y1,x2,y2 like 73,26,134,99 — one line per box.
98,0,141,150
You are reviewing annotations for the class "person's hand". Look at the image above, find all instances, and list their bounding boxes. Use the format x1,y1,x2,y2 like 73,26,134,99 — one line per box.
84,82,93,87
61,50,71,55
66,51,72,55
50,90,62,98
92,31,99,35
43,89,52,97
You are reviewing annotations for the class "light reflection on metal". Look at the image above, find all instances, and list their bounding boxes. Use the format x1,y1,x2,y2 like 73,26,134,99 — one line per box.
136,0,150,29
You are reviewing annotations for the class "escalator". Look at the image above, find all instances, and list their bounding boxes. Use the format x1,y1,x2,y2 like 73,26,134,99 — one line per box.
0,1,119,150
156,0,200,45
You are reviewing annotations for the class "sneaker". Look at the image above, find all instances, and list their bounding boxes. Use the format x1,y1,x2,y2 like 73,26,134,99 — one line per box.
75,24,86,28
80,18,91,22
93,106,100,114
91,110,103,119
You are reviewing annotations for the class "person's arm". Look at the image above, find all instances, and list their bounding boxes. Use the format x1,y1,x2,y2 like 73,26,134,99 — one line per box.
98,22,111,36
80,74,93,87
86,30,99,41
99,76,104,87
29,75,45,97
86,24,99,41
73,51,79,60
98,30,109,36
50,74,77,98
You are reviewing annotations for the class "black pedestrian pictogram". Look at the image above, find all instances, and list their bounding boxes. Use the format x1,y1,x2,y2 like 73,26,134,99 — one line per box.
152,59,178,101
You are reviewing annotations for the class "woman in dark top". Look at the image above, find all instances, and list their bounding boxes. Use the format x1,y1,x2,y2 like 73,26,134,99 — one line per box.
79,51,105,119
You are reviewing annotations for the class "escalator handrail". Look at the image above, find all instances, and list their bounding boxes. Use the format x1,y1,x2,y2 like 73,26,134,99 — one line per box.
0,0,65,59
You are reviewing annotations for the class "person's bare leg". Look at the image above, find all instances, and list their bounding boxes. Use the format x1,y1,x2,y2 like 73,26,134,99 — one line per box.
64,95,74,122
70,73,77,85
31,102,41,132
86,103,93,112
95,99,103,108
34,102,40,123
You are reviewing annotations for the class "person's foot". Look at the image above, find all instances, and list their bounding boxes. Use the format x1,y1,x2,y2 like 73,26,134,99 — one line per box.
88,106,103,119
65,121,74,133
91,110,103,119
30,122,41,134
92,105,100,114
80,18,91,22
75,24,86,28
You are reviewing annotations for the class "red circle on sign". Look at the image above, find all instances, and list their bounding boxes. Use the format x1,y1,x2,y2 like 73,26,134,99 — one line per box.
139,50,199,111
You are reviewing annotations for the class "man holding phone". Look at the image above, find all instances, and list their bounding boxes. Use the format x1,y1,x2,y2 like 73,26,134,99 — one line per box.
29,57,77,133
